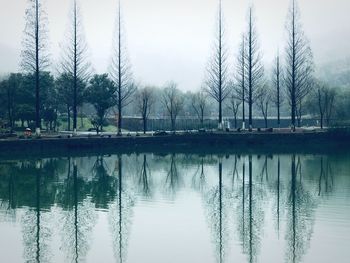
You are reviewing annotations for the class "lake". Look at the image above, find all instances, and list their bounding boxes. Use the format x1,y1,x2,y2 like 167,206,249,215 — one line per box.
0,152,349,263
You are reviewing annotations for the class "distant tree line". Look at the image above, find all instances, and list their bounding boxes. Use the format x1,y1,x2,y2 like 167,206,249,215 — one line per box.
0,0,350,135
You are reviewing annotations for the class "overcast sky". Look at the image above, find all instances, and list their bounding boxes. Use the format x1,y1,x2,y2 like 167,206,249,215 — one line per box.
0,0,349,91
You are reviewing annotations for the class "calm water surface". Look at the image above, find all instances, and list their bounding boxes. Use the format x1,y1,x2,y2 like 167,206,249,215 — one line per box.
0,152,349,263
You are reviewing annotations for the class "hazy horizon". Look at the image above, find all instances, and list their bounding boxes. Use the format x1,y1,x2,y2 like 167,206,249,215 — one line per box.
0,0,349,91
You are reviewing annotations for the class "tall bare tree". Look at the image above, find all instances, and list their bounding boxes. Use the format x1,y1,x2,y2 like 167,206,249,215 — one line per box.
110,0,136,135
244,6,264,131
205,0,230,130
285,0,314,131
60,0,91,134
257,83,272,128
272,53,283,128
136,86,154,134
234,36,246,129
191,89,208,128
162,82,184,132
313,83,336,129
21,0,49,135
227,92,241,129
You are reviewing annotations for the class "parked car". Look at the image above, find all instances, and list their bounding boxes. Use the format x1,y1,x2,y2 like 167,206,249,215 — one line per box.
0,130,17,139
153,130,168,136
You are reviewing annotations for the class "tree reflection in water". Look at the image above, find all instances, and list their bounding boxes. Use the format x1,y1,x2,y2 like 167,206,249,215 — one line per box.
91,156,116,209
285,155,317,263
192,157,207,192
109,155,134,263
136,154,152,198
269,155,286,238
164,154,183,197
318,156,334,196
58,158,97,263
204,157,231,263
21,161,49,263
0,152,341,263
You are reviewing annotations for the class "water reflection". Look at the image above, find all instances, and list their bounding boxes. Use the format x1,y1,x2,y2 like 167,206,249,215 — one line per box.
204,158,230,263
58,158,97,263
0,153,349,263
109,155,134,263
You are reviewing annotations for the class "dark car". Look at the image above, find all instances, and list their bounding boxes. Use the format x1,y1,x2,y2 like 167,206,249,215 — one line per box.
153,130,168,136
0,130,17,139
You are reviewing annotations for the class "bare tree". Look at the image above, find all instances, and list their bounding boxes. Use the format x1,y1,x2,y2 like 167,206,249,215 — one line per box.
21,0,50,135
257,83,272,128
205,0,230,130
244,6,264,131
191,89,207,128
316,83,336,129
227,91,241,129
285,0,314,131
60,0,91,134
162,82,184,132
137,86,154,134
110,0,136,135
272,53,283,128
234,35,246,129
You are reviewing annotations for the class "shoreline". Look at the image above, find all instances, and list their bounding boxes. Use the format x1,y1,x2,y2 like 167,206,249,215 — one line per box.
1,130,350,159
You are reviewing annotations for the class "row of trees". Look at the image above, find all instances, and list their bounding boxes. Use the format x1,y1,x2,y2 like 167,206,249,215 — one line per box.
1,72,345,133
0,0,348,135
3,0,135,135
205,0,316,131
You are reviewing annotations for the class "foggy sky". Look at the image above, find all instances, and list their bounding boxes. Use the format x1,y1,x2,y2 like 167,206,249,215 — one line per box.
0,0,349,91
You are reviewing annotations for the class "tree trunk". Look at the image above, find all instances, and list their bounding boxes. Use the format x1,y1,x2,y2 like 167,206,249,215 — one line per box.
80,109,84,128
143,116,147,134
35,0,41,135
118,107,122,135
171,118,175,132
7,89,13,132
54,109,58,132
73,1,78,134
291,97,296,131
218,101,222,129
298,105,301,127
277,104,280,128
201,111,204,129
248,10,253,132
67,105,71,131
